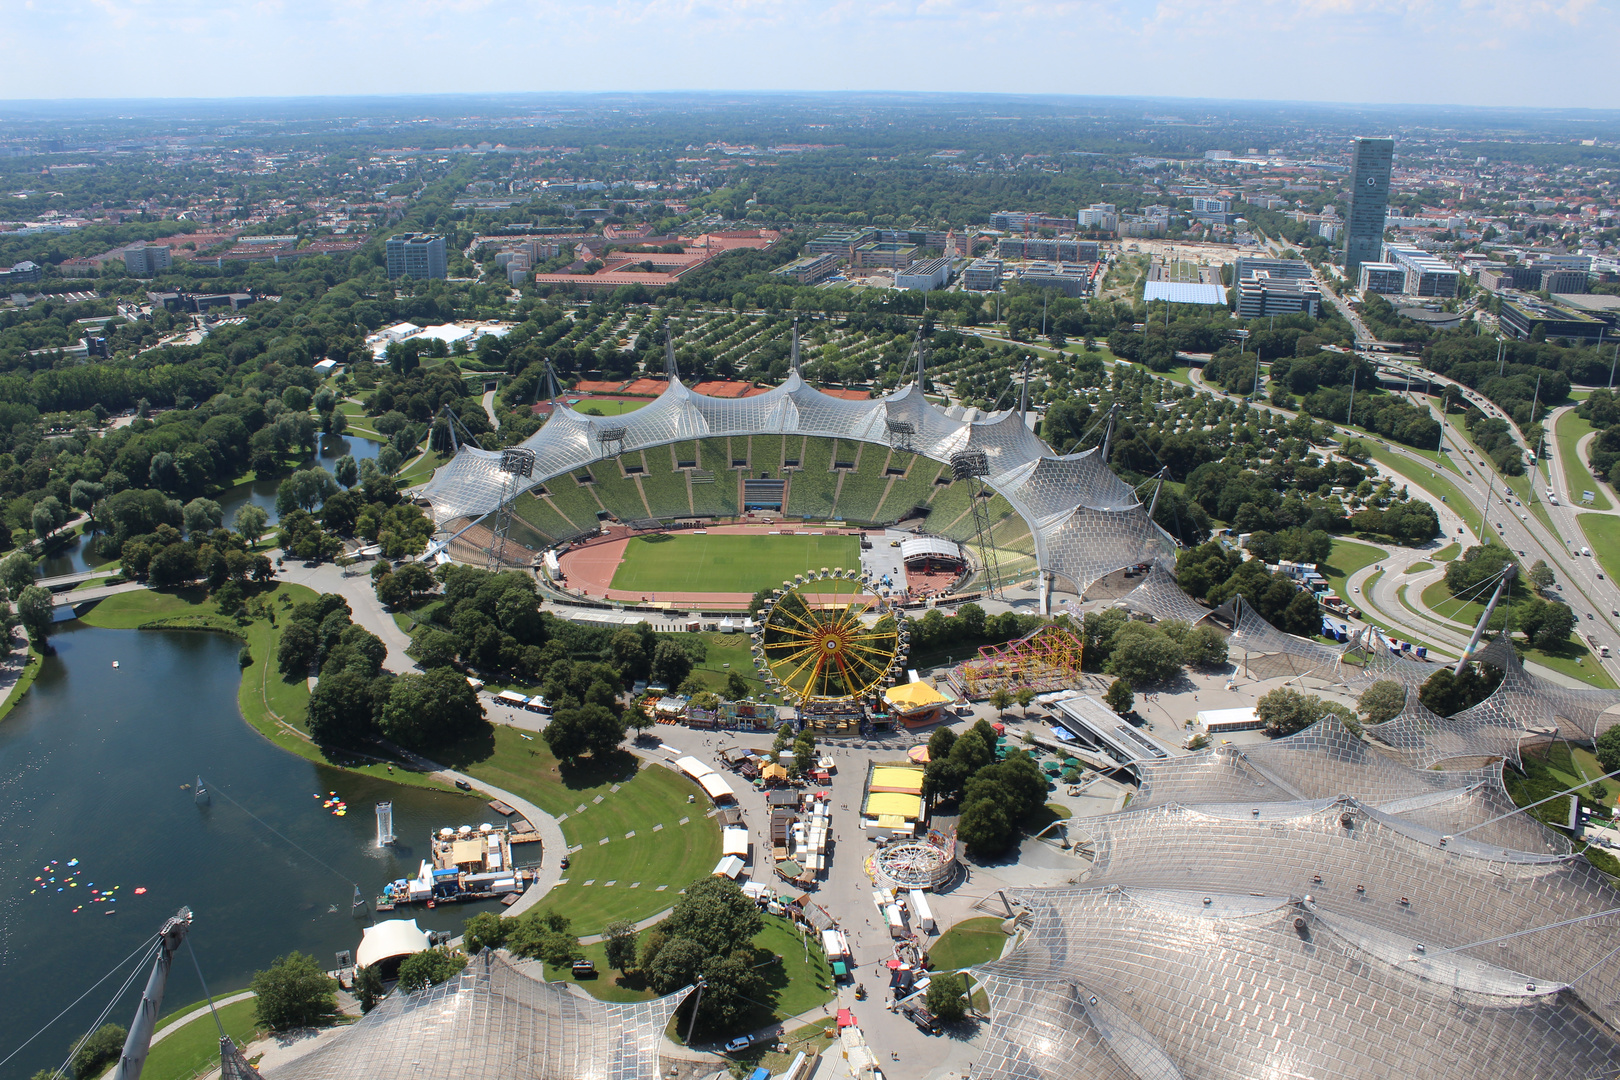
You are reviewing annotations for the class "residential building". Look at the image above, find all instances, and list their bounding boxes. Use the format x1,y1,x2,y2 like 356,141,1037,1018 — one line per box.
1078,203,1118,231
988,211,1074,232
774,252,842,285
1384,245,1458,298
996,237,1099,262
1233,256,1312,283
1358,262,1408,295
895,258,952,292
1016,261,1095,298
385,233,447,280
1345,136,1395,278
1191,195,1232,214
1237,273,1321,318
960,258,1003,292
122,243,172,276
0,260,42,286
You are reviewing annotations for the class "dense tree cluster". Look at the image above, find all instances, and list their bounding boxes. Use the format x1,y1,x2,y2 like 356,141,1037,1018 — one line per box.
922,721,1054,857
1079,608,1228,687
250,951,339,1033
1174,541,1322,637
1418,663,1504,717
1254,687,1356,737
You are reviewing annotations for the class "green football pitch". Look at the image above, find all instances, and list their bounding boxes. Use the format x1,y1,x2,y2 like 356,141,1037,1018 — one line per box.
609,532,863,593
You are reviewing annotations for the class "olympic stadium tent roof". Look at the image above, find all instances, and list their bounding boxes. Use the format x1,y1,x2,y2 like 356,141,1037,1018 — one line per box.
420,370,1173,598
265,950,693,1080
1143,280,1227,305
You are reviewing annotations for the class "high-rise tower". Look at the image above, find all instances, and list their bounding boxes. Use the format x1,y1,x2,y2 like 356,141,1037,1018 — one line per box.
1345,137,1394,279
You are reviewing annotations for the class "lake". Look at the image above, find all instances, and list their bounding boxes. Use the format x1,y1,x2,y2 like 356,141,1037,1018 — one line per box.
38,434,385,577
0,621,502,1078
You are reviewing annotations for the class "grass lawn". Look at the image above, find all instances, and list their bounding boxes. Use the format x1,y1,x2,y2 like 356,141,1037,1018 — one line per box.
1557,412,1614,510
1433,543,1461,561
136,998,262,1080
337,402,383,438
555,915,833,1033
570,398,649,416
1405,561,1434,573
460,728,721,930
609,533,862,594
1363,444,1485,539
1525,741,1617,811
394,449,448,489
0,644,43,724
1321,538,1388,594
1415,578,1616,688
929,917,1010,972
1581,513,1620,587
671,630,781,702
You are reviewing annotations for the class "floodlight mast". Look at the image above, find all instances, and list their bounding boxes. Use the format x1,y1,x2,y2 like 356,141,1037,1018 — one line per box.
486,447,536,572
951,450,1002,600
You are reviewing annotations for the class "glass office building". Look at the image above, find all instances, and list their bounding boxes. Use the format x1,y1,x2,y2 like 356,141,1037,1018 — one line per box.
1345,137,1394,278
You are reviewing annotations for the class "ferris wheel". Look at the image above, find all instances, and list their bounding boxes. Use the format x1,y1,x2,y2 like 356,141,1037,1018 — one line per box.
750,568,908,704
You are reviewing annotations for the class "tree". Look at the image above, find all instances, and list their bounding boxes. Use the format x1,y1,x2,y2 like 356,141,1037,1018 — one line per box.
1528,559,1556,590
603,920,640,974
506,910,580,966
307,668,381,746
1014,687,1035,716
378,668,487,750
989,688,1013,717
250,951,338,1032
1105,628,1185,688
233,504,269,547
926,726,957,763
71,1023,127,1080
275,468,339,515
925,972,967,1023
1255,687,1354,738
1419,663,1503,718
792,730,817,778
413,628,460,669
725,670,751,701
1532,602,1577,649
1103,678,1134,715
662,877,763,956
650,639,693,688
1181,626,1229,668
353,964,385,1012
1596,725,1620,774
957,793,1016,857
333,454,359,489
0,550,34,599
16,585,53,648
463,911,508,954
277,620,319,678
396,948,467,993
182,497,224,537
542,702,626,764
1357,680,1407,725
646,936,708,995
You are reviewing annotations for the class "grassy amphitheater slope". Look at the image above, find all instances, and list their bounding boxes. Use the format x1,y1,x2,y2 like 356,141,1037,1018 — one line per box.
538,475,609,532
831,445,893,523
872,453,946,523
691,437,741,517
750,434,787,473
639,458,693,519
587,457,654,521
921,474,976,535
513,492,579,542
787,437,839,519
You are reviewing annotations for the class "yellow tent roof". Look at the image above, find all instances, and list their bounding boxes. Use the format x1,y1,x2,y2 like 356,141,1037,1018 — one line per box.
870,766,925,794
761,763,788,780
884,682,951,710
874,815,909,829
865,792,923,819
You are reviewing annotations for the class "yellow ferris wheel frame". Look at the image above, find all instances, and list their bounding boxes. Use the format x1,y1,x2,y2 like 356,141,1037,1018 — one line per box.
751,569,908,704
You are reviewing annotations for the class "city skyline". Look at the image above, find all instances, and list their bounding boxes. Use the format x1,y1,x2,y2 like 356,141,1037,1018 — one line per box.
4,0,1620,110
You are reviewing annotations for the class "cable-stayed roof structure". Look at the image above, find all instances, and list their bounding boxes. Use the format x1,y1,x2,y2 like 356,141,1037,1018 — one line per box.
264,951,692,1080
420,371,1173,600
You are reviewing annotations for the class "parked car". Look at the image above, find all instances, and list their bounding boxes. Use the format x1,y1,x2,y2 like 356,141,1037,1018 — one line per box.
723,1035,756,1054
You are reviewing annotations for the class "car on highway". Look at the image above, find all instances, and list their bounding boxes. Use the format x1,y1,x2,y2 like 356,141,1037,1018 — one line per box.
1589,613,1595,620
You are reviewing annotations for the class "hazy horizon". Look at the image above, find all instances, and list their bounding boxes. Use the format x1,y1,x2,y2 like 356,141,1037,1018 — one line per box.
6,0,1620,111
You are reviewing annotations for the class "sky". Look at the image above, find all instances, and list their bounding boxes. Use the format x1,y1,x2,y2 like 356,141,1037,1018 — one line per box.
4,0,1620,110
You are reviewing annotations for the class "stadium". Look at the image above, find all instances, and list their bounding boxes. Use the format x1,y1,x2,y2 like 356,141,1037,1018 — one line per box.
420,337,1172,619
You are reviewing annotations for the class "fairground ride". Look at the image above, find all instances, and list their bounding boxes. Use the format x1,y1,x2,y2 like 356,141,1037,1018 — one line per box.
752,569,909,704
